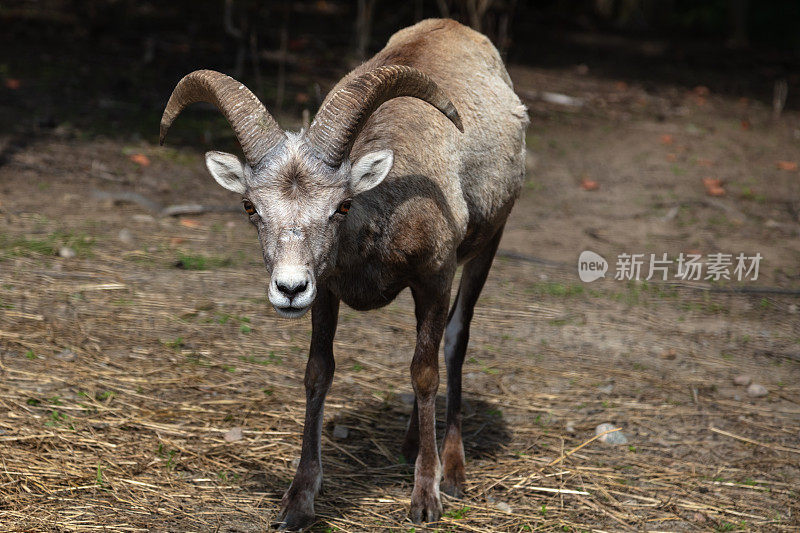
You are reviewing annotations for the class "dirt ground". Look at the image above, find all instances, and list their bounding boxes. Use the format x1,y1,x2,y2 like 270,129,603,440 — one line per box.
1,61,799,532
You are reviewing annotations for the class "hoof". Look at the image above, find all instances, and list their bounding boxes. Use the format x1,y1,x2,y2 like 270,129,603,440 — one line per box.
440,431,466,498
409,486,442,524
440,455,466,498
275,507,315,531
276,486,316,531
440,476,464,498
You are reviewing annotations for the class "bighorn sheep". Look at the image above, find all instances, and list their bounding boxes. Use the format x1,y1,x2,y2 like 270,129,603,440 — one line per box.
160,18,527,529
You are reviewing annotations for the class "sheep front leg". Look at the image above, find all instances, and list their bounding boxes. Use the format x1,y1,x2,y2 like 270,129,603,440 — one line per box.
408,281,451,524
277,288,339,531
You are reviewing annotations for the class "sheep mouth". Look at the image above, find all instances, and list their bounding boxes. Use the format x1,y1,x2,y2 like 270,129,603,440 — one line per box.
274,304,310,319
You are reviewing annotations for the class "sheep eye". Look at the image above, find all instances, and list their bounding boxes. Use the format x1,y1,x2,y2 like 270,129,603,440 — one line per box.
242,199,257,216
335,199,352,216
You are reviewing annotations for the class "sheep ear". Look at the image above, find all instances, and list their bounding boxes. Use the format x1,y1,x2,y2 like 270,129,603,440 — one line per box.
205,151,246,194
350,150,393,195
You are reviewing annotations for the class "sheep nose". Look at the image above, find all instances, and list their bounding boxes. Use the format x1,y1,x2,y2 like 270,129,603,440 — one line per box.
276,279,308,299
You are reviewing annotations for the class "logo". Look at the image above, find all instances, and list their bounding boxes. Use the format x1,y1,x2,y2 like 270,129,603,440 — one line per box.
578,250,608,282
575,251,762,282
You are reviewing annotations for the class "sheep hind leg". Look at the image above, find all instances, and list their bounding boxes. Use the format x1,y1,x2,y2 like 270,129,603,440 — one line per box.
440,225,505,498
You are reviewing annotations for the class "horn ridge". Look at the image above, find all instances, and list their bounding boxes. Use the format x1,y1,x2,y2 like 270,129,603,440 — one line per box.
307,65,463,167
159,69,285,165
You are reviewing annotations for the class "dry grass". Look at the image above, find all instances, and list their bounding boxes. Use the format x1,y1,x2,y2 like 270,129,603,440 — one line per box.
1,240,798,531
1,63,800,532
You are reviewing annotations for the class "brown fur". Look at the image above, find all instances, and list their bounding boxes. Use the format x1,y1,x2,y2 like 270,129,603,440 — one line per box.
188,19,527,530
274,20,528,529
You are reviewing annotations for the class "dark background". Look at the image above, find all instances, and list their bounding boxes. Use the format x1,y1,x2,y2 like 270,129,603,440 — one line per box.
2,0,799,147
1,3,799,531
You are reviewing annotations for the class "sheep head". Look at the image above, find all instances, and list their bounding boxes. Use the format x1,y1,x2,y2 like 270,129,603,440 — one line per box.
160,67,462,318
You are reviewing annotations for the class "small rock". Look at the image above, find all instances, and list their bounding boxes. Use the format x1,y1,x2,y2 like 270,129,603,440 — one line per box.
595,423,628,445
58,247,76,258
789,303,797,314
290,457,300,468
733,375,752,386
495,501,512,514
223,427,243,442
565,420,576,434
55,349,76,362
118,228,134,244
132,214,155,223
597,383,614,394
746,383,768,398
332,425,349,440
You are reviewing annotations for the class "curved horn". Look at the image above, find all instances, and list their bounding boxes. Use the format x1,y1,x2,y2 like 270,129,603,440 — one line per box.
159,70,285,165
307,65,463,167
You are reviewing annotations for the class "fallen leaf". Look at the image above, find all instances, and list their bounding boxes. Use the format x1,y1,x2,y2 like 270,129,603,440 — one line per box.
614,81,628,91
169,237,185,246
740,119,750,130
580,178,599,191
179,218,203,229
666,153,677,162
696,158,714,167
659,134,674,145
224,427,243,442
693,86,710,97
4,78,21,90
702,177,725,197
776,160,798,171
129,153,151,167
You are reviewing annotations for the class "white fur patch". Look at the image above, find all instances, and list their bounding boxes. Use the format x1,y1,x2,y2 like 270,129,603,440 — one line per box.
350,150,394,195
205,151,246,194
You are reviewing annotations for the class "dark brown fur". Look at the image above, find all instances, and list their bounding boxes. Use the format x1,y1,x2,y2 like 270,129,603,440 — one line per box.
275,20,527,529
172,19,528,530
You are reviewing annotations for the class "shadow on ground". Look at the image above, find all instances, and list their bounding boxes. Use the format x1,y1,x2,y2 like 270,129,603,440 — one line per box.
244,393,511,530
